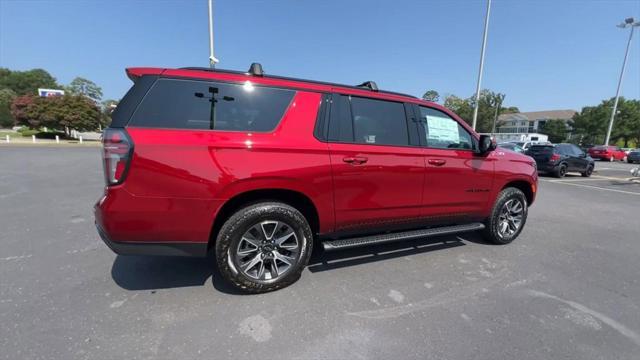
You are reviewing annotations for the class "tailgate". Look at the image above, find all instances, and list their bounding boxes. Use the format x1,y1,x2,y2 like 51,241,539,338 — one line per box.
527,146,554,163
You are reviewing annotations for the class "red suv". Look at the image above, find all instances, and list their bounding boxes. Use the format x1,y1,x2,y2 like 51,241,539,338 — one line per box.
95,64,538,293
588,145,626,162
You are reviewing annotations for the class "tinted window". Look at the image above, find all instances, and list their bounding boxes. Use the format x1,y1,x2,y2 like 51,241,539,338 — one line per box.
129,79,294,131
350,97,409,146
328,95,354,142
569,144,583,156
556,144,569,155
527,145,554,155
419,107,473,150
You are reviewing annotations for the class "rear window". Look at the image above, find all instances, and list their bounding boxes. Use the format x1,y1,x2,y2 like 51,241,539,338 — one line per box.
129,78,294,132
528,145,555,154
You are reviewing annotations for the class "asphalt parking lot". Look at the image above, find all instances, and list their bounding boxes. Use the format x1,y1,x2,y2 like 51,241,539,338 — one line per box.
1,146,639,360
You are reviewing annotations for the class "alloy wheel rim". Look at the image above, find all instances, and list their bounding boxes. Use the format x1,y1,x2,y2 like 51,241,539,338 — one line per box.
234,220,300,281
498,199,524,238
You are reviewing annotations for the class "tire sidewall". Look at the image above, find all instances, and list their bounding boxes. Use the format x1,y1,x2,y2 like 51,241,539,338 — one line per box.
485,188,528,245
557,164,567,178
215,203,313,293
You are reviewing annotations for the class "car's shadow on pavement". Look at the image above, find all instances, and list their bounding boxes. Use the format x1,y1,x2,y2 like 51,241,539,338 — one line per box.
110,232,488,295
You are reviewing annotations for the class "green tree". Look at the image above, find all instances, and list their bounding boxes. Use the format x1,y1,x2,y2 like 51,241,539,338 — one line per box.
540,119,568,143
422,90,440,102
67,77,103,101
53,95,102,134
0,88,17,128
0,68,58,95
572,97,640,146
101,99,119,127
443,90,517,133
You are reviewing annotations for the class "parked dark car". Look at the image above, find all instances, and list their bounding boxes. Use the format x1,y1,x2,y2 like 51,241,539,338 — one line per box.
627,149,640,164
526,143,594,178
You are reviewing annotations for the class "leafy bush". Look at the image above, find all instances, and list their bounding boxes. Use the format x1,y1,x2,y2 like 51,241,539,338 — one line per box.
19,129,39,136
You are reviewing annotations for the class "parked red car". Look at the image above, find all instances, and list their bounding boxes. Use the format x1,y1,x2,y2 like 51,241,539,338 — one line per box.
95,64,538,293
588,145,627,161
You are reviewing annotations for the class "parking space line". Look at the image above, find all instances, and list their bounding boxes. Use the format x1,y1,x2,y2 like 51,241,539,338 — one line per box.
543,175,635,183
544,180,640,196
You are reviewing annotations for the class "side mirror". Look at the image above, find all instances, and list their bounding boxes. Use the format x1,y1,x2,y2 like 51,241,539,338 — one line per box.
478,135,496,154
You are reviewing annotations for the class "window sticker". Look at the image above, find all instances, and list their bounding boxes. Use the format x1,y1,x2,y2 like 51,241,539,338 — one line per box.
426,115,459,143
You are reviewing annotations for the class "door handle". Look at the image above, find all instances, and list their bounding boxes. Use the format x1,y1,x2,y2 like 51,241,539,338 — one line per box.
428,159,447,166
343,156,368,165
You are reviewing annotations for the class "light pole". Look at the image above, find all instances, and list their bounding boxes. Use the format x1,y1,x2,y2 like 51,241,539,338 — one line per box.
604,17,639,145
472,0,492,131
208,0,219,68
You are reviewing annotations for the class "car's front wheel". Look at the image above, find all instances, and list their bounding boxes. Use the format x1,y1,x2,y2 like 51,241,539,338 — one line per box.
482,187,528,245
215,202,313,293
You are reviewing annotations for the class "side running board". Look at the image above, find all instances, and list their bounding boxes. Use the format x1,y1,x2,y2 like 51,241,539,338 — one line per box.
322,223,485,251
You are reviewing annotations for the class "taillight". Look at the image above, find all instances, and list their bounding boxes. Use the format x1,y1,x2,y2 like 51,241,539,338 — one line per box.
550,153,561,162
102,128,133,186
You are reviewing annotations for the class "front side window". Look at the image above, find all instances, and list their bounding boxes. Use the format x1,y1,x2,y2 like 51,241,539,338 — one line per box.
419,106,473,150
129,78,294,132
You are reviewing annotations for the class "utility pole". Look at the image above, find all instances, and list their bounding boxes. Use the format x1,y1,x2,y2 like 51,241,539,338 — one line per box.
472,0,492,131
491,94,504,135
604,17,639,145
208,0,219,68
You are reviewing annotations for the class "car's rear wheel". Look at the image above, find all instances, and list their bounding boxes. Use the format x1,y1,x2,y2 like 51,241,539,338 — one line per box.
581,165,594,177
482,187,528,245
554,163,567,178
215,202,313,293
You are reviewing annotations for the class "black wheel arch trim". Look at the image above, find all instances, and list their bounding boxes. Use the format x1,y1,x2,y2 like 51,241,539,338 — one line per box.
96,223,207,257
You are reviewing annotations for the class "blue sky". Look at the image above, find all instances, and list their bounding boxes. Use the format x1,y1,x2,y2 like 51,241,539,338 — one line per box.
1,0,639,112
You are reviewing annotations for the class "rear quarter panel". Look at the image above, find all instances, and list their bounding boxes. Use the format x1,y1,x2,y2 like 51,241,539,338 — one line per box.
120,91,334,242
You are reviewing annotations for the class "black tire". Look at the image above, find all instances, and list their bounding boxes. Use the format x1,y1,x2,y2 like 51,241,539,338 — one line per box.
215,202,313,293
581,165,594,177
482,187,528,245
554,163,567,178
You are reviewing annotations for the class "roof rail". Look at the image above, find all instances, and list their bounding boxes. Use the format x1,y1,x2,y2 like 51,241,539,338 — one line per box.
357,81,378,92
177,64,417,99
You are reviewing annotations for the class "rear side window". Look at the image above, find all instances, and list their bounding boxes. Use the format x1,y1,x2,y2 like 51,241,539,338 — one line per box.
327,95,410,146
351,97,409,146
129,78,294,132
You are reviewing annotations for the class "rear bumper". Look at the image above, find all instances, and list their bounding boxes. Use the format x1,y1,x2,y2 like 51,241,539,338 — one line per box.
590,154,611,160
535,163,558,173
95,222,207,257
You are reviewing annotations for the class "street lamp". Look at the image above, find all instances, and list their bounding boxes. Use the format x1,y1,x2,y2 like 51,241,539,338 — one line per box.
604,17,640,145
471,0,492,131
208,0,219,68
